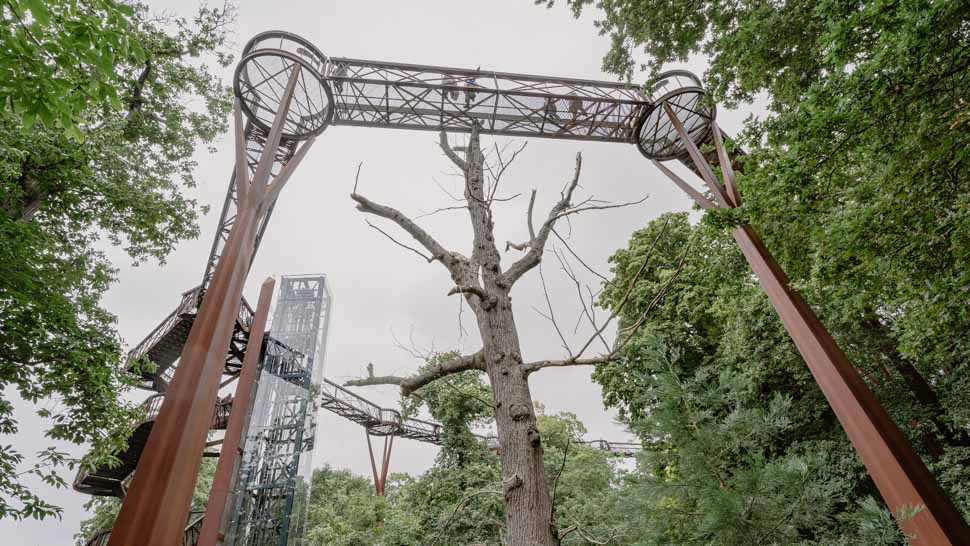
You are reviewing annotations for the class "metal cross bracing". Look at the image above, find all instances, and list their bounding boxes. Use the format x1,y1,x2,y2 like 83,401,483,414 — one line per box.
224,338,317,546
85,512,206,546
124,122,295,391
317,377,640,457
74,393,235,498
222,275,331,546
324,57,651,143
123,31,715,397
102,29,970,546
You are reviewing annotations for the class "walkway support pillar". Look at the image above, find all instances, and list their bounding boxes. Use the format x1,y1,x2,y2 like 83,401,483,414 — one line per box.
107,66,315,546
655,103,970,545
196,277,275,546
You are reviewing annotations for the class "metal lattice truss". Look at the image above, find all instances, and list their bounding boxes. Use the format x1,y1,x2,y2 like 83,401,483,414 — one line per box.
125,124,289,387
125,284,254,390
318,378,443,443
200,123,299,298
326,57,650,142
318,378,640,457
124,32,715,396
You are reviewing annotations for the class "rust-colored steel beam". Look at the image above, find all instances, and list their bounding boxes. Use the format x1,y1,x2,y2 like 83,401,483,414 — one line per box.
107,65,314,546
656,104,970,545
197,277,275,546
729,224,969,545
365,431,395,497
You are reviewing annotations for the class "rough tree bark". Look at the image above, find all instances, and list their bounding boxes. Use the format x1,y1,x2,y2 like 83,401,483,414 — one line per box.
345,125,654,546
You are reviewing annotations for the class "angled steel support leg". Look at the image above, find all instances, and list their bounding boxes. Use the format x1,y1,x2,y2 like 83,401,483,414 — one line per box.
196,277,275,546
108,66,315,546
654,103,970,546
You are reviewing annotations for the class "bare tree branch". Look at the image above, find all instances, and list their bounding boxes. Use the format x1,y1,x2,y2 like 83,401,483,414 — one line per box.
448,284,496,308
344,375,408,387
566,217,671,361
364,220,434,262
438,131,467,170
351,188,470,280
414,204,469,219
523,219,689,376
548,193,649,223
551,228,609,283
504,153,583,286
504,189,538,252
486,141,528,205
553,248,611,353
345,351,486,396
433,177,466,203
521,356,614,374
537,262,571,355
526,188,537,240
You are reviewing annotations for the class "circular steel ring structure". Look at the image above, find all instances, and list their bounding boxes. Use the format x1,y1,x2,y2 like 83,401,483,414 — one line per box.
234,30,334,141
634,70,716,160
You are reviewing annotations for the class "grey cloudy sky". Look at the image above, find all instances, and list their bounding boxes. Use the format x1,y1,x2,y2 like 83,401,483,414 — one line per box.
5,1,757,543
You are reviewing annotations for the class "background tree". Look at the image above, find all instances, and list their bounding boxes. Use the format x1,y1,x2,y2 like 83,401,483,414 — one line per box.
594,212,965,544
305,358,631,546
343,127,663,545
0,0,235,520
539,0,970,537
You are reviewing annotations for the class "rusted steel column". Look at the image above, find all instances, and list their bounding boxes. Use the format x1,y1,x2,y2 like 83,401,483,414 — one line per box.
107,206,260,546
655,104,970,545
197,277,275,546
108,66,311,546
731,225,969,545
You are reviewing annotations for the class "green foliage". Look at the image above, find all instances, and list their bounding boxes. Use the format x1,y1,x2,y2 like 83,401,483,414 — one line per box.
304,378,636,545
593,213,965,543
302,465,385,546
534,0,970,540
0,0,138,140
402,351,494,459
0,0,234,520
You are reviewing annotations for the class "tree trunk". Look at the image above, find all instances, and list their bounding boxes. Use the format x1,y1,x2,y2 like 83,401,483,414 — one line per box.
478,296,559,546
462,126,558,546
862,316,970,450
350,125,570,545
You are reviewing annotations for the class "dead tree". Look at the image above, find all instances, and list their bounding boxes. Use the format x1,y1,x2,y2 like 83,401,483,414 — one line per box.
345,124,674,546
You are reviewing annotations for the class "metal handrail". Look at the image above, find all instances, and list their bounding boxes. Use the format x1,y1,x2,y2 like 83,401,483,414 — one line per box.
84,511,207,546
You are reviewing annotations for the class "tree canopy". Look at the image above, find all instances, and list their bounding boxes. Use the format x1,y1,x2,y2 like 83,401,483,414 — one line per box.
301,388,636,546
536,0,970,541
0,0,234,520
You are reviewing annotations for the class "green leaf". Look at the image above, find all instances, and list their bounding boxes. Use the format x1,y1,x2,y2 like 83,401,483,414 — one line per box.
113,2,136,17
24,0,50,26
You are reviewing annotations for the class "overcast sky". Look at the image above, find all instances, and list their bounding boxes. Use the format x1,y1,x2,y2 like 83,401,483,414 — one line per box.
5,1,758,543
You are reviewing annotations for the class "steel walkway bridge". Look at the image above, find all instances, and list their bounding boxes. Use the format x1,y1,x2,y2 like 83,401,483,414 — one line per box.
124,30,712,400
318,377,641,456
81,30,709,546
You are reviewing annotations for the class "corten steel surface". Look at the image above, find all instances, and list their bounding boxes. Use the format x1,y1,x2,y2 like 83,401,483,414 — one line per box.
107,51,317,546
197,278,274,546
656,104,970,545
366,432,394,497
85,512,206,546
